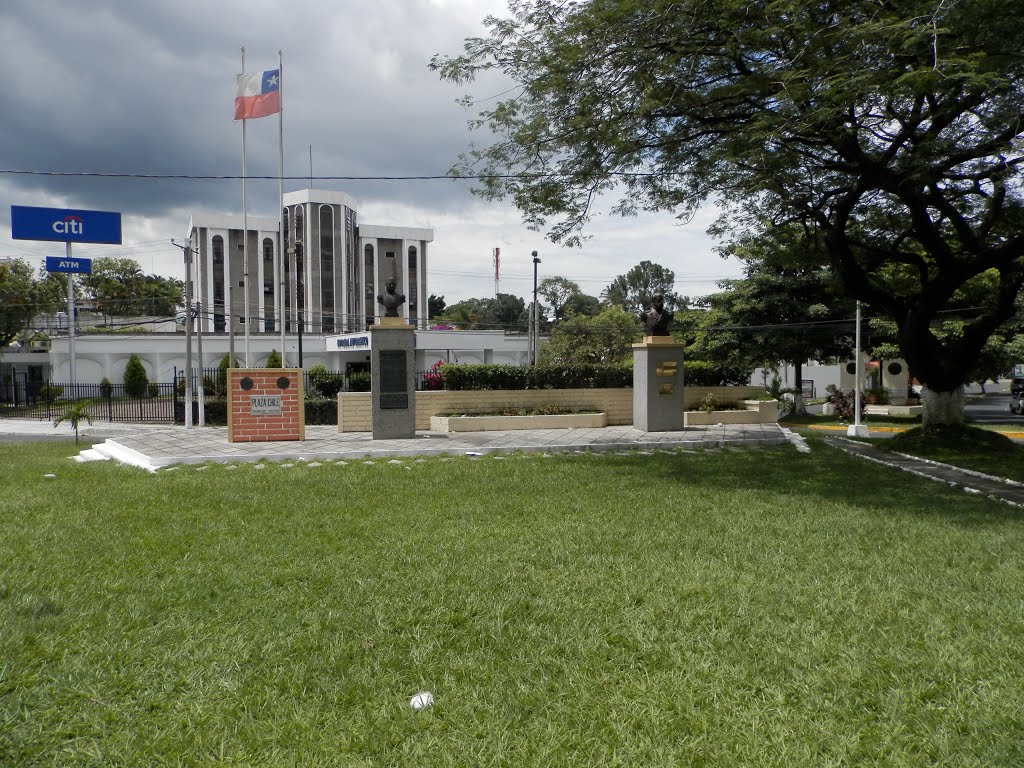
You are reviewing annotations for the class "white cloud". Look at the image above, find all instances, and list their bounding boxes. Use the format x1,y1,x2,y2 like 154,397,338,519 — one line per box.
0,0,741,303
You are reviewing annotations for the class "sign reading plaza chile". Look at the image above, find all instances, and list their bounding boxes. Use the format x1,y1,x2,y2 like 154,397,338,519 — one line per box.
11,205,122,245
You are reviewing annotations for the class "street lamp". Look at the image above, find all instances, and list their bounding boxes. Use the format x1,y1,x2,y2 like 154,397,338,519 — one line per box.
532,250,541,365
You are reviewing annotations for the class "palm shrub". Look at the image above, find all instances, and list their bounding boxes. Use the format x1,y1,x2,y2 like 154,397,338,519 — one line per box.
123,354,149,398
54,401,93,444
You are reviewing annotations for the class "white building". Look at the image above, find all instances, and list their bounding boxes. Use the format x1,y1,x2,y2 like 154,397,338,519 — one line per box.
40,330,535,386
187,189,432,338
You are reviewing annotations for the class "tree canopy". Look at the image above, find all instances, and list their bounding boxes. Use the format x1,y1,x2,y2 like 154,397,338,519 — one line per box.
81,257,183,319
539,305,640,365
601,260,683,317
434,0,1024,425
695,225,857,413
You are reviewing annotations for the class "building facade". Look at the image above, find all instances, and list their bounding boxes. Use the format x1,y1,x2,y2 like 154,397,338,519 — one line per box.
188,189,432,338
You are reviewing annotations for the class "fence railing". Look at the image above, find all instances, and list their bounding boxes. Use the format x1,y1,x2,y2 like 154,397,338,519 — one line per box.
0,381,178,423
1,368,445,423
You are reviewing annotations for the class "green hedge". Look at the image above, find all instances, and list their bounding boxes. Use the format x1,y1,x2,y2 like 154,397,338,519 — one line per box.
176,399,337,426
438,362,750,389
439,363,633,390
683,360,754,387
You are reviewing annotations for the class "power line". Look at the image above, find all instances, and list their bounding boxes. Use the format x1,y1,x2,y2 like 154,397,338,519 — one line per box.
0,168,673,181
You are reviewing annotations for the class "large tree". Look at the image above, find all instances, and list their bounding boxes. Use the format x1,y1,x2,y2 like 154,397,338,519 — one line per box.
539,306,640,365
601,260,683,317
698,226,858,414
537,276,583,321
0,259,38,348
80,257,183,321
433,0,1024,426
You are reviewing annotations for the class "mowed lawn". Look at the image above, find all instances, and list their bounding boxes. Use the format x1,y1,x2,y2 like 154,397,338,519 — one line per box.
2,440,1022,767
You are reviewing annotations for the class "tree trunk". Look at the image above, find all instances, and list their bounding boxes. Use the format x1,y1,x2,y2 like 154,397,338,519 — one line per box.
791,359,806,415
921,386,966,428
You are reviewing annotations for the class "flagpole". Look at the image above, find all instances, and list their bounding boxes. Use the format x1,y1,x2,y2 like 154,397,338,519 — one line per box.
241,47,251,367
277,49,287,367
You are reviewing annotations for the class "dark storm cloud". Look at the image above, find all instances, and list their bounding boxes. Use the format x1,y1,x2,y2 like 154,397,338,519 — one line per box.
0,0,501,218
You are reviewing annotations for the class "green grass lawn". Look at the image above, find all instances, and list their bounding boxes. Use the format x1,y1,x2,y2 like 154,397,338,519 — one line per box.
2,440,1023,766
783,413,1024,483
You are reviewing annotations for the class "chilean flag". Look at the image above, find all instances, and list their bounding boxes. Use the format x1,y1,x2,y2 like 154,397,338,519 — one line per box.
234,69,280,120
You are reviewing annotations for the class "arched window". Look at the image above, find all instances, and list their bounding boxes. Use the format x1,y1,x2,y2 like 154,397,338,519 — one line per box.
320,205,335,332
262,238,275,332
364,243,375,325
212,235,225,332
408,245,418,313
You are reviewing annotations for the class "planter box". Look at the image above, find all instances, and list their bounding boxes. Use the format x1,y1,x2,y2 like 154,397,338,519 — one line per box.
430,412,608,433
683,399,779,427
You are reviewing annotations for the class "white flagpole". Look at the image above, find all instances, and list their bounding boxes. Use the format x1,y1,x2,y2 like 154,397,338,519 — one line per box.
278,49,287,367
241,47,251,368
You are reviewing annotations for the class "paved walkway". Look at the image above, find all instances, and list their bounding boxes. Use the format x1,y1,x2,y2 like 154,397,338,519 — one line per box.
823,435,1024,507
6,419,1022,507
0,419,795,471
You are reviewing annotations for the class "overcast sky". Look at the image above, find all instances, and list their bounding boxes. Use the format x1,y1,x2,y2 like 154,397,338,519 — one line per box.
0,0,743,305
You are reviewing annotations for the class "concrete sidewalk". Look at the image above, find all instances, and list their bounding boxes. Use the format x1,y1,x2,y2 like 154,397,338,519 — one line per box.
824,435,1024,507
61,422,796,471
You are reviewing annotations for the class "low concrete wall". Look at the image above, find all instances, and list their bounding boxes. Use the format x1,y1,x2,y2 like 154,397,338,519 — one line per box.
338,386,766,432
684,399,780,427
431,412,608,432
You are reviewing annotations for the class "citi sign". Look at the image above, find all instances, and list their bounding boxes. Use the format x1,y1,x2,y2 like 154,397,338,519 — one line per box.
53,215,84,236
11,205,122,244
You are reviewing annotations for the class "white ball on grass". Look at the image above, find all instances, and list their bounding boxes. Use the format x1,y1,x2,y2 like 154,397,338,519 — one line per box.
409,691,434,711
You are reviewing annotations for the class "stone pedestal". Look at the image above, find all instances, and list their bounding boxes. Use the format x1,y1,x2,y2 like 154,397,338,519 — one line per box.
633,337,684,432
370,318,416,439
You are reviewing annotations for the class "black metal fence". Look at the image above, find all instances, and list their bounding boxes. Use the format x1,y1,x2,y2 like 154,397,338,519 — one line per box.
0,381,178,423
1,368,443,423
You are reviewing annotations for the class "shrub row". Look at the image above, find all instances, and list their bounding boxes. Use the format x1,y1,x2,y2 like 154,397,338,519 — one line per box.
439,363,633,390
438,361,750,390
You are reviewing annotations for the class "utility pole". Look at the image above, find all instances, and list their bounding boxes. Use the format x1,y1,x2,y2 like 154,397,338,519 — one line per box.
532,250,541,365
171,239,194,428
195,301,205,426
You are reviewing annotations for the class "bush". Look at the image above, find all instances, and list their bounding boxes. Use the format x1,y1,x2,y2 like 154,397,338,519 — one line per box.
308,364,345,399
266,349,282,368
347,372,371,392
684,360,754,387
825,385,866,422
698,392,720,413
40,384,64,401
99,377,113,398
440,363,633,391
123,354,149,398
147,383,160,398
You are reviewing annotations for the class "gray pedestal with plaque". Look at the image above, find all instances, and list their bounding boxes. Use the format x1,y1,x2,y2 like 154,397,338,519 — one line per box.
370,319,416,439
633,337,685,432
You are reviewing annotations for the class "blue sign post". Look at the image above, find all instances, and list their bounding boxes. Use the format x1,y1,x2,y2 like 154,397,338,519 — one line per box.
11,205,122,244
13,205,122,386
45,256,93,274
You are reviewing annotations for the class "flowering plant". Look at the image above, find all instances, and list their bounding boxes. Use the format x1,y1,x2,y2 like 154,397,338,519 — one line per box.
422,359,446,390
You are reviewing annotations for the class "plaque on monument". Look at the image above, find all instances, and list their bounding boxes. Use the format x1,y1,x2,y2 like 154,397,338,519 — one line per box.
251,394,283,416
379,350,409,410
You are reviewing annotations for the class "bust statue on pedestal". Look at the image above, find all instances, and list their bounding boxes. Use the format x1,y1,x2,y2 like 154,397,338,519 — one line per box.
639,294,673,337
377,278,406,319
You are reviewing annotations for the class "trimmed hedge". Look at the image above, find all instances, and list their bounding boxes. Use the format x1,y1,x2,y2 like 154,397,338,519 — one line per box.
440,363,633,390
175,399,338,426
439,361,750,390
683,360,754,387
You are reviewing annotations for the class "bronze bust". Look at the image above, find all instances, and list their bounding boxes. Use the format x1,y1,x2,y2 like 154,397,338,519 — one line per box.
377,278,406,318
639,294,672,336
